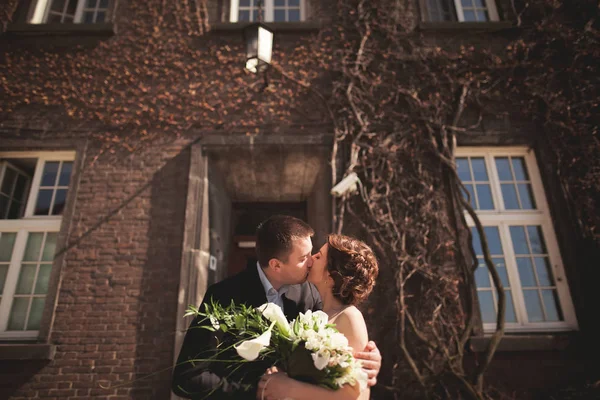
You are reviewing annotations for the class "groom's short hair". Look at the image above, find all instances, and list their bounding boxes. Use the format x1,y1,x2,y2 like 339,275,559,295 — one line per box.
256,215,314,268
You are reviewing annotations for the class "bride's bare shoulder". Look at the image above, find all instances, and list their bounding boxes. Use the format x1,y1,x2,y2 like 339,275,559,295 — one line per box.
335,306,368,349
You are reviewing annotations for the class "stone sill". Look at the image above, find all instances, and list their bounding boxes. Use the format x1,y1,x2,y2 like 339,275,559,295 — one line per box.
419,21,514,32
469,334,574,352
0,344,56,360
211,21,321,34
4,22,115,36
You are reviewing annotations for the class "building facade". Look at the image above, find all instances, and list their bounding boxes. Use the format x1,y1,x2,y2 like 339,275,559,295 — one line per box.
0,0,598,399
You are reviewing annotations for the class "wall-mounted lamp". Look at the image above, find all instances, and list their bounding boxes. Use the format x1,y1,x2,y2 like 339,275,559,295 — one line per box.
243,22,274,74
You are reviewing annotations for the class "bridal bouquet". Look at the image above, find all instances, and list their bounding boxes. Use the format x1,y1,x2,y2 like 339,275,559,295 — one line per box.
185,301,367,391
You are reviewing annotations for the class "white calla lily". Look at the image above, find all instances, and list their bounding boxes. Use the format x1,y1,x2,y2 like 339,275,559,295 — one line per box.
311,350,330,370
234,330,271,361
312,310,329,328
258,303,292,337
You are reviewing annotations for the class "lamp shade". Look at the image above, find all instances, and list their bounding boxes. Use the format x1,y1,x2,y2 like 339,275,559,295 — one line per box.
243,23,274,73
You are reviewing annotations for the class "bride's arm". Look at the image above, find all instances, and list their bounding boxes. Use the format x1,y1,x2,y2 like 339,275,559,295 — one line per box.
258,311,368,400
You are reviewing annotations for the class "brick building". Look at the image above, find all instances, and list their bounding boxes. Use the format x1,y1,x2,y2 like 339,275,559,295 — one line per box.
0,0,598,399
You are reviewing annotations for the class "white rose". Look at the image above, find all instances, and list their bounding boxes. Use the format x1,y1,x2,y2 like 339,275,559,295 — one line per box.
258,303,292,337
234,330,271,361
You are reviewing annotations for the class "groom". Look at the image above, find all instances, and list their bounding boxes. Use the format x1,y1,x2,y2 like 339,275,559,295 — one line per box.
172,215,382,399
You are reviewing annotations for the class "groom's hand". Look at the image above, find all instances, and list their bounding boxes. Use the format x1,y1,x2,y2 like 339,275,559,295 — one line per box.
354,340,382,387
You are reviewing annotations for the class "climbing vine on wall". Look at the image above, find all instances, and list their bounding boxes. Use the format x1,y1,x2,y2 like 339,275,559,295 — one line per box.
1,0,598,398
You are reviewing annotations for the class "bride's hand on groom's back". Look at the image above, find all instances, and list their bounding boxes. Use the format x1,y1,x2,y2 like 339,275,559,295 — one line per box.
353,340,382,387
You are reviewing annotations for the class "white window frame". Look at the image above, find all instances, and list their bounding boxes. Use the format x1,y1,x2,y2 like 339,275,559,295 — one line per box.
30,0,110,24
453,0,499,22
229,0,306,23
0,151,75,339
457,147,577,333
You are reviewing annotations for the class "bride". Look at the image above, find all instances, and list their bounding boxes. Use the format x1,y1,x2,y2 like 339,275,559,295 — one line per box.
258,234,379,400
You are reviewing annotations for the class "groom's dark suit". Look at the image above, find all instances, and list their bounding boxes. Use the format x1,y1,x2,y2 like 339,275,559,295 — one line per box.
172,265,322,399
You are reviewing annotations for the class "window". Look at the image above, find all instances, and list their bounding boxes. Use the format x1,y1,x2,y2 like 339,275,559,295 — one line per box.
0,152,75,339
29,0,111,24
230,0,305,23
424,0,499,22
456,147,577,333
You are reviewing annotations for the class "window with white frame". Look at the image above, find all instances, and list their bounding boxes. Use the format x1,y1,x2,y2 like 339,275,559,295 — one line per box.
29,0,110,24
0,152,75,339
423,0,499,22
456,147,577,333
230,0,305,23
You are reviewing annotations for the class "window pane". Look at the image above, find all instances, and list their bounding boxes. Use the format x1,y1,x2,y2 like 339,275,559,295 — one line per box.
14,174,29,201
471,227,482,255
513,157,529,180
42,233,58,262
86,0,97,7
51,0,66,12
471,158,488,180
518,184,536,209
0,265,7,294
0,232,16,262
484,226,502,255
464,184,476,209
461,0,472,6
35,189,54,215
41,162,60,187
239,10,250,21
510,226,529,254
456,158,471,181
83,11,95,23
8,201,22,219
493,257,509,287
463,10,476,21
67,0,78,14
289,0,300,6
517,258,536,287
252,9,264,21
527,226,547,254
1,167,16,195
534,257,553,286
51,189,67,216
505,291,517,322
541,290,562,321
475,10,488,21
274,0,286,5
474,0,485,6
47,13,63,23
495,157,512,180
240,0,250,5
100,0,109,8
23,233,44,262
0,195,8,218
274,9,286,21
95,11,106,22
478,291,496,323
476,184,494,210
27,297,45,330
7,297,29,330
35,264,52,295
475,264,490,288
523,290,544,322
501,184,519,209
288,9,300,21
16,264,37,294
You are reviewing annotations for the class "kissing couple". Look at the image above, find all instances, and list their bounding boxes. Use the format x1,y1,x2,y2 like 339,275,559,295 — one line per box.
173,214,382,400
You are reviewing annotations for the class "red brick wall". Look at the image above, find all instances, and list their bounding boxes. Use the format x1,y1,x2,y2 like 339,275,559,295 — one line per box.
1,136,190,399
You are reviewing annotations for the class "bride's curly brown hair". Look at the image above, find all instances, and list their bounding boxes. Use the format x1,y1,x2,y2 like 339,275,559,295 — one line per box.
326,234,379,306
